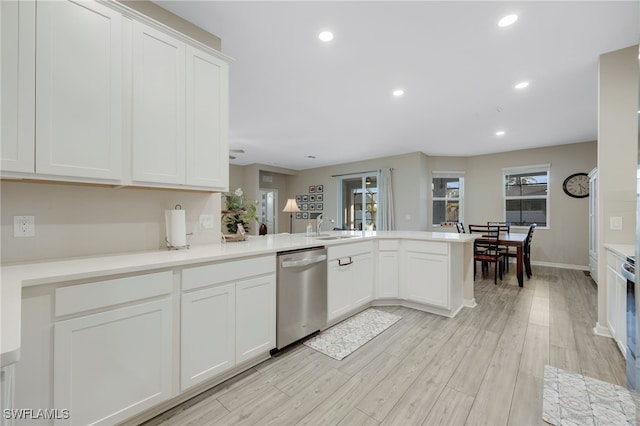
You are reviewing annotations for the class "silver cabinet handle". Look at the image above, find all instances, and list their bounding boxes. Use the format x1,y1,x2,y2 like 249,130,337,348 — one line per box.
281,254,327,268
338,257,353,267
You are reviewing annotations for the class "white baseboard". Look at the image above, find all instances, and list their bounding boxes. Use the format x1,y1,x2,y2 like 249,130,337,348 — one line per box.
530,260,589,271
593,322,612,337
463,298,477,308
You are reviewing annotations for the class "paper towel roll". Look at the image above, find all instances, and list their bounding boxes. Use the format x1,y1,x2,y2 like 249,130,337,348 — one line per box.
165,208,187,248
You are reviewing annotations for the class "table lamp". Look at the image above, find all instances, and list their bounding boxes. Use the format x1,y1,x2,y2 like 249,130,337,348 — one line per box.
282,199,300,234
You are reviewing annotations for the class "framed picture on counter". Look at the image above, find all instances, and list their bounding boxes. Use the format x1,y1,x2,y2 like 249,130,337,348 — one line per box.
316,194,323,202
316,203,323,211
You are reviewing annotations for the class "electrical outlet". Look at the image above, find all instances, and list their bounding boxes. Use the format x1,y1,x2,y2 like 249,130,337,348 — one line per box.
14,216,35,237
199,214,214,230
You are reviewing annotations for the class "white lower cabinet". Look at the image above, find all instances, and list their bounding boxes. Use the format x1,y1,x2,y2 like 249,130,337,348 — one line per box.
180,255,276,390
236,275,276,364
606,249,627,356
328,242,374,322
54,294,173,425
403,241,450,309
377,240,400,298
181,283,235,391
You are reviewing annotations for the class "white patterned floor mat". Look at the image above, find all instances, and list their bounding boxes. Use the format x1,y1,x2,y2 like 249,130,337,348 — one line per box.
542,365,640,425
303,308,402,360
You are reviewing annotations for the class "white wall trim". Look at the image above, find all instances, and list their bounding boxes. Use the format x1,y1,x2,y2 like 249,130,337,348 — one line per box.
530,260,589,271
463,298,477,308
593,322,612,337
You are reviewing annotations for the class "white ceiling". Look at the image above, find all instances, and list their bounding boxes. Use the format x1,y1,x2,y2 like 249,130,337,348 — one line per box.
154,1,639,170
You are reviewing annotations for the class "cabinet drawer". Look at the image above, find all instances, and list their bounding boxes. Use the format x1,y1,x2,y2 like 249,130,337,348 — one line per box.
182,255,275,291
378,240,399,251
55,271,172,317
405,240,448,255
328,241,374,260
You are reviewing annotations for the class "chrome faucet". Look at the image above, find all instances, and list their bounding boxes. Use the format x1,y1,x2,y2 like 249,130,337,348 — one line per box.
316,213,323,235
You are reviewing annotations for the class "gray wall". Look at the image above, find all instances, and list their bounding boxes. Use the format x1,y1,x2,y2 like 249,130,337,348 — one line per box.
1,181,221,263
595,45,639,330
288,152,429,234
450,141,596,268
286,143,596,268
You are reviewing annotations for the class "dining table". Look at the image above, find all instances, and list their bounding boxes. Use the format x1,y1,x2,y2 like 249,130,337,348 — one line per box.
496,232,529,287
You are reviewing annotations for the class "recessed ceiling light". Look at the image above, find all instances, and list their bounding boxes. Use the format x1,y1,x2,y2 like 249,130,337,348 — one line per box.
496,131,506,136
318,31,334,42
498,14,518,27
515,81,529,89
393,89,405,97
306,155,316,159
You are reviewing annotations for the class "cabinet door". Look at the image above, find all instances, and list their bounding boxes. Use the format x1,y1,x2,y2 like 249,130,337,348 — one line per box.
378,251,399,298
328,259,354,321
616,273,627,355
54,299,173,426
185,46,229,189
181,284,235,391
607,266,618,339
405,252,450,309
132,21,186,185
1,0,35,173
351,253,374,308
236,274,276,364
36,0,123,180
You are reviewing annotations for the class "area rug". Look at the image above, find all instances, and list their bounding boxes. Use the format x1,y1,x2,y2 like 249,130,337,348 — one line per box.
542,365,640,425
303,308,401,360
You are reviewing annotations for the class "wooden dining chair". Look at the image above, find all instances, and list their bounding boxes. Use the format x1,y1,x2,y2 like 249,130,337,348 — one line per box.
469,225,503,284
488,221,511,271
524,223,536,278
455,222,465,233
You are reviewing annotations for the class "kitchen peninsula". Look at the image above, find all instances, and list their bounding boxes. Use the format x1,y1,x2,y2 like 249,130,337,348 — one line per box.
2,231,475,425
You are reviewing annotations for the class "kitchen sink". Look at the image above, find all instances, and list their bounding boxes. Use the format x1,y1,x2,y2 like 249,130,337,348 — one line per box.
314,235,358,240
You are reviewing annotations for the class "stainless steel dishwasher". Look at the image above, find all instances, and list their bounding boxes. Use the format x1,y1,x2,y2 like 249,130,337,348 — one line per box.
276,247,327,350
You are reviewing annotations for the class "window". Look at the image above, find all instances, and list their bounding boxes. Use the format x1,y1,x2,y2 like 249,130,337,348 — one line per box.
432,172,464,226
338,172,378,230
503,164,549,227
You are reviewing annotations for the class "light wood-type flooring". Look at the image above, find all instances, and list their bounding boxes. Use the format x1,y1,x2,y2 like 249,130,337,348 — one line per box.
142,266,625,426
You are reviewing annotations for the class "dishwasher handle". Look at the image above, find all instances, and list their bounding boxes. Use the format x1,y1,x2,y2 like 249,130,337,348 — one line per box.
281,254,327,268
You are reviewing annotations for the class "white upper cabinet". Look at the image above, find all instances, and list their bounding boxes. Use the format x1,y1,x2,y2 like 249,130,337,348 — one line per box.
35,0,123,180
185,46,229,189
132,25,230,191
132,21,186,185
2,0,229,190
1,0,36,173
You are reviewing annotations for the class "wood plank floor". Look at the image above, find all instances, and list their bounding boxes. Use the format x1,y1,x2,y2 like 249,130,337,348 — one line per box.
142,266,625,426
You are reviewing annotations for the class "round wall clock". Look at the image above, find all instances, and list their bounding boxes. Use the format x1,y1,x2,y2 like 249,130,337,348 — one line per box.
562,173,590,198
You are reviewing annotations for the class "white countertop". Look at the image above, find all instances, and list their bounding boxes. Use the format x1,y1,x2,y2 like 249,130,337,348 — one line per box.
0,230,475,365
604,243,635,259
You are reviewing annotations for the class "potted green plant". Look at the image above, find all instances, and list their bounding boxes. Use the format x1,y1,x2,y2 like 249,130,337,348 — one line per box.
223,188,258,235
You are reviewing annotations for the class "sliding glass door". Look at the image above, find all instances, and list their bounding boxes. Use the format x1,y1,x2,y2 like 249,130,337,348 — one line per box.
338,173,378,231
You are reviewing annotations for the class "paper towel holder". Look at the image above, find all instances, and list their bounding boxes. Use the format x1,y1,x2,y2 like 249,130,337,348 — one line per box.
166,204,191,251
